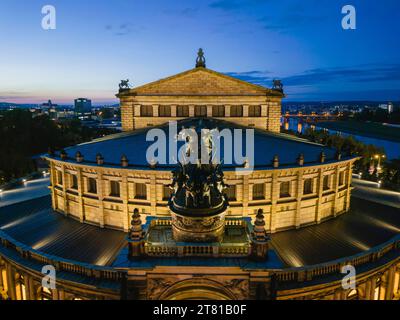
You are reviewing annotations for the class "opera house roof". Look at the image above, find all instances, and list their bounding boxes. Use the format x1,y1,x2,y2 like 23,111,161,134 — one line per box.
47,118,345,170
1,195,399,269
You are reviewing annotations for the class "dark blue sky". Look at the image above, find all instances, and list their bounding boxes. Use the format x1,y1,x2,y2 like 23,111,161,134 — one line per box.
0,0,399,104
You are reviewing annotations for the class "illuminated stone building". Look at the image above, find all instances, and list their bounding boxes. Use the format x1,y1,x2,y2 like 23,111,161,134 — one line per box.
0,51,399,300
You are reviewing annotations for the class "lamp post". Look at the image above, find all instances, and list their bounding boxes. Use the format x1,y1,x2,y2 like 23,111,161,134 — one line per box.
374,154,386,175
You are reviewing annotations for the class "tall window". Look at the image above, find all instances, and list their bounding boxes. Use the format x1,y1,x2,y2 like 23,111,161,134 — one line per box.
230,105,243,117
226,185,237,201
253,184,265,200
323,175,330,191
57,170,63,185
280,181,291,198
87,178,97,194
163,185,173,201
339,171,346,186
140,105,153,117
109,181,120,197
158,105,171,117
212,105,225,117
248,105,261,117
394,272,400,295
71,174,78,190
176,105,189,117
195,105,207,117
135,183,147,200
303,179,313,195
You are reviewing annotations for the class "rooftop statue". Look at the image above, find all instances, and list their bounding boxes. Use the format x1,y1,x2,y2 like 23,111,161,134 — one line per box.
195,48,206,68
119,79,131,91
272,79,284,92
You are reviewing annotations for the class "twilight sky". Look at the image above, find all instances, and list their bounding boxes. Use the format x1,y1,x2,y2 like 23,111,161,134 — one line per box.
0,0,399,105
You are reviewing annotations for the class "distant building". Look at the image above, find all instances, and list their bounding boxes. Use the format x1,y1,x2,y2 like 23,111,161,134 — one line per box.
388,102,394,114
74,98,92,118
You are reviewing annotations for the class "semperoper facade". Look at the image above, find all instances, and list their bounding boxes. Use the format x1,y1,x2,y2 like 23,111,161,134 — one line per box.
0,50,399,301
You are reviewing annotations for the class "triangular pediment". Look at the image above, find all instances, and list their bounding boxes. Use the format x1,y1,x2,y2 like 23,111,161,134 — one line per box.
122,68,278,96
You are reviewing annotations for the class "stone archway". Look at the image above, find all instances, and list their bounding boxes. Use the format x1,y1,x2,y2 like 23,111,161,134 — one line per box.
158,278,237,300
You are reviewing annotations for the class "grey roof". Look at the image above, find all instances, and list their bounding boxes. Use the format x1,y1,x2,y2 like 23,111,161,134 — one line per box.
271,197,400,267
1,195,399,269
0,196,126,266
46,118,345,170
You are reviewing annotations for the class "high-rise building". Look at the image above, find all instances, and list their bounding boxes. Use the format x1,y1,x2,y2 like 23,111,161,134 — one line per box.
74,98,92,117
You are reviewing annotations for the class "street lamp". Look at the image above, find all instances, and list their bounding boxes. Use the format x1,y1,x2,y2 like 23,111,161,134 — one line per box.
374,154,386,174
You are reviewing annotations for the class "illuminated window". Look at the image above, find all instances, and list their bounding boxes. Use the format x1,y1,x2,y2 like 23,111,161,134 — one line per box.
230,105,243,117
176,105,189,117
226,185,237,201
280,181,291,198
135,183,147,200
109,181,120,197
303,179,313,195
70,174,78,190
339,171,346,186
87,178,97,194
323,175,330,191
195,106,207,117
1,269,8,293
140,105,153,117
253,184,265,200
57,170,63,185
159,105,171,117
163,185,173,201
248,105,261,117
212,105,225,117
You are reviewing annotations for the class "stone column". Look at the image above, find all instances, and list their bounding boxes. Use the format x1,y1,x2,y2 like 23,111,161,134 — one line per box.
315,168,324,223
385,267,396,300
243,105,249,117
50,162,57,210
242,175,249,215
333,166,341,217
150,175,157,214
171,105,177,117
6,264,16,300
295,170,304,228
153,105,159,117
225,105,231,117
61,164,68,216
207,105,213,117
121,100,135,131
189,105,195,117
122,172,130,232
97,171,105,228
345,162,353,212
269,172,279,233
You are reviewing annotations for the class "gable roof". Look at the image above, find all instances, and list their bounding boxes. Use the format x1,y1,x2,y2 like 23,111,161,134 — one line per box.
117,67,284,97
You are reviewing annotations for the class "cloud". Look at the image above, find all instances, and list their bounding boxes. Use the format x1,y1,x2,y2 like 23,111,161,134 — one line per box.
105,23,138,36
226,64,400,88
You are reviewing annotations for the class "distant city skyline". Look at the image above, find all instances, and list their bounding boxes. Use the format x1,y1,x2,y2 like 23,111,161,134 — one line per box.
0,0,399,104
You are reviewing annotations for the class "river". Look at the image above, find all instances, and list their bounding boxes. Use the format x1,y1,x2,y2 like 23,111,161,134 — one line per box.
282,118,400,160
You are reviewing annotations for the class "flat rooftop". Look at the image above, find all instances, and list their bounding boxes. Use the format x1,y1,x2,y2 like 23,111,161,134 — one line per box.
1,195,399,269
